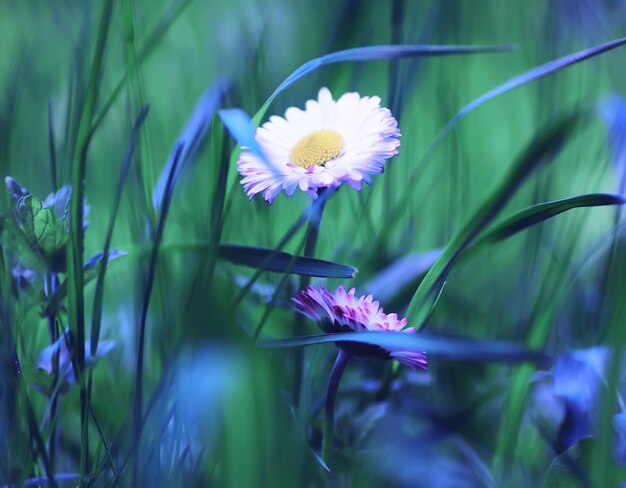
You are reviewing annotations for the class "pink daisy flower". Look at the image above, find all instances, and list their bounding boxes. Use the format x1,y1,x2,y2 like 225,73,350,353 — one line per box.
237,87,401,204
293,285,427,370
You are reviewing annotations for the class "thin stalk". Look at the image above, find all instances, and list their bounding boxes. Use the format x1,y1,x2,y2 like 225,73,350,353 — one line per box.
65,1,114,485
292,190,328,408
48,103,58,190
322,348,352,464
45,274,60,466
132,144,183,486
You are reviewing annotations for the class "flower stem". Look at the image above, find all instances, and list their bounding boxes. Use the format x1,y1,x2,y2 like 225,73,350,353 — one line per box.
322,348,352,464
292,190,328,408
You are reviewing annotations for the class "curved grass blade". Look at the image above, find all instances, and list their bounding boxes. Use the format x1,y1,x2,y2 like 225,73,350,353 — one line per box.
91,107,149,357
219,109,268,163
152,78,230,207
253,43,513,125
134,144,183,485
405,112,580,330
449,37,626,132
374,36,626,259
218,244,357,278
260,332,548,365
474,193,626,247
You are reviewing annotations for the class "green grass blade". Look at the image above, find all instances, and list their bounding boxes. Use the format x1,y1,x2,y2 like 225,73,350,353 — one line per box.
153,79,230,207
373,36,626,260
253,43,513,125
405,112,581,330
133,143,183,485
64,1,114,484
474,193,626,246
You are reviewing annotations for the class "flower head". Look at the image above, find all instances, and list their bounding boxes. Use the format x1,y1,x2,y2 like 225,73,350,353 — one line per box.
293,285,427,370
237,87,401,204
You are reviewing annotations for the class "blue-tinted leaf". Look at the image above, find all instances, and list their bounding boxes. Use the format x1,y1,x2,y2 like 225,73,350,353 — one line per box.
444,37,626,137
364,249,442,304
218,108,268,164
254,44,513,124
218,244,356,278
152,78,230,207
84,248,127,271
599,94,626,194
260,332,548,364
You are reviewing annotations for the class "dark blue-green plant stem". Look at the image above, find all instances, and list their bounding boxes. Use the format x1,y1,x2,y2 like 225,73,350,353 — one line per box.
293,189,328,408
44,273,60,467
132,144,183,486
91,106,148,358
65,1,114,485
322,348,352,463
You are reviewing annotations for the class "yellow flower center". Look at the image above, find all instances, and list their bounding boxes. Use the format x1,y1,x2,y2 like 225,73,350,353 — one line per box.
289,130,343,168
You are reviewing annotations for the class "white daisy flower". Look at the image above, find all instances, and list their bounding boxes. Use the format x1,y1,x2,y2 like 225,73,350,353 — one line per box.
237,87,401,204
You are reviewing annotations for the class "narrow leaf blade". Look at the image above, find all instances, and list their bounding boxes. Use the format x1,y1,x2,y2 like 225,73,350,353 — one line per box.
260,332,547,364
254,43,513,124
476,193,626,245
219,244,357,278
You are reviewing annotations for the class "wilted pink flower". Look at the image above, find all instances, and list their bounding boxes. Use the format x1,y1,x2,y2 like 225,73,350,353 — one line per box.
237,87,401,204
293,285,427,370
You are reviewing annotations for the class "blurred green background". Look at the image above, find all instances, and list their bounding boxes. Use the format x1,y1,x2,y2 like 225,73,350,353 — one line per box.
2,0,626,486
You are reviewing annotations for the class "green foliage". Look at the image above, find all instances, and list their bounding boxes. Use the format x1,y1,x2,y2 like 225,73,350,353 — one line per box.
4,189,69,272
3,1,626,487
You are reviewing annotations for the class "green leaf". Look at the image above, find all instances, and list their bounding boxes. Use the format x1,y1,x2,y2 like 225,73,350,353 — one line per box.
405,112,580,330
475,193,626,246
11,195,68,271
544,439,626,488
260,332,548,364
373,36,626,261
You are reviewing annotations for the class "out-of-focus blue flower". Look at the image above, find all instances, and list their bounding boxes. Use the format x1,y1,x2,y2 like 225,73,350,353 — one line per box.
38,329,116,386
532,345,626,469
551,347,609,449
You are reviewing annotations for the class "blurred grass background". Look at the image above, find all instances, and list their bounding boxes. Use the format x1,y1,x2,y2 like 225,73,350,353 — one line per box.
2,0,626,486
